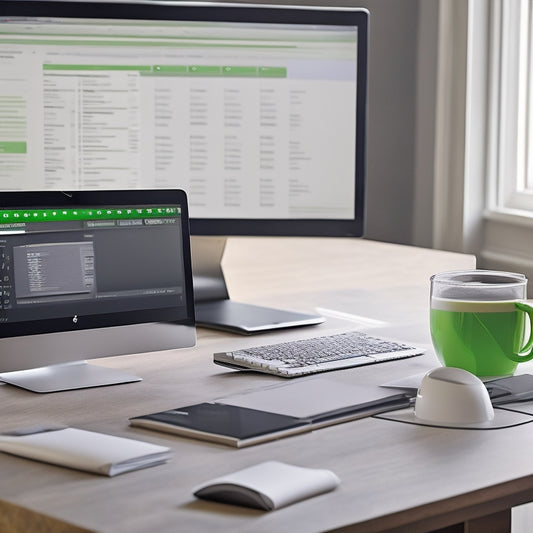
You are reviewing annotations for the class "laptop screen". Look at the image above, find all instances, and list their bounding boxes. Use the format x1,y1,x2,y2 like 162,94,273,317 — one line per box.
0,189,194,337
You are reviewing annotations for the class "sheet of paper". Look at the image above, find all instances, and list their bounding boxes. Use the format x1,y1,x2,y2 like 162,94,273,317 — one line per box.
215,377,406,418
380,373,428,392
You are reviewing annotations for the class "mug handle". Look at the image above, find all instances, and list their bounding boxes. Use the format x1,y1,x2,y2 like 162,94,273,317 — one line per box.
507,301,533,362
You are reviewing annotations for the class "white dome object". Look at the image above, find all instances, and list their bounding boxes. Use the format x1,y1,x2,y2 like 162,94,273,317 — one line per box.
414,367,494,425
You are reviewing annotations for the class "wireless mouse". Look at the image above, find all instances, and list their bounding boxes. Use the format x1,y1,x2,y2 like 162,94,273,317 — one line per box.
193,461,340,511
194,480,273,511
414,366,494,425
376,366,533,429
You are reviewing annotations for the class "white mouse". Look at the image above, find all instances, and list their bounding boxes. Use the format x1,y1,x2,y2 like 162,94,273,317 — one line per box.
194,479,273,510
414,366,494,425
193,461,340,511
377,366,533,429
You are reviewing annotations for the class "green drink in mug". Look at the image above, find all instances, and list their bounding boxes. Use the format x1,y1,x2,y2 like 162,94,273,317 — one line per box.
430,270,533,378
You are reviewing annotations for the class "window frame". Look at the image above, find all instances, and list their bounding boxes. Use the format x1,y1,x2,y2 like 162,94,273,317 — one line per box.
432,0,533,291
492,0,533,214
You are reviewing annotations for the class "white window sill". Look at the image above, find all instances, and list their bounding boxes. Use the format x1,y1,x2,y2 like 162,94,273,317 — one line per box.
484,208,533,228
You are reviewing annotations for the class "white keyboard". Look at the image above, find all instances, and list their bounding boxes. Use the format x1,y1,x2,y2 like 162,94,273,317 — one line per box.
214,331,424,377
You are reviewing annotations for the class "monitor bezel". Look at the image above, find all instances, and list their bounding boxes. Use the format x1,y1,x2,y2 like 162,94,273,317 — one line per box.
0,189,195,338
0,0,368,238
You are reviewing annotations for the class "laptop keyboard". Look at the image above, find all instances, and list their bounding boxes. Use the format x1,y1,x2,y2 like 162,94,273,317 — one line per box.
214,331,424,377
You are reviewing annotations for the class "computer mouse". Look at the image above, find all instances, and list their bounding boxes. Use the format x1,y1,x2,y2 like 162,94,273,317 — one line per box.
193,461,340,511
376,366,533,429
414,366,494,425
194,480,274,511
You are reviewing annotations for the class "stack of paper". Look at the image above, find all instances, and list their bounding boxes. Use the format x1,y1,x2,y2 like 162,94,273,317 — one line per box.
0,427,172,476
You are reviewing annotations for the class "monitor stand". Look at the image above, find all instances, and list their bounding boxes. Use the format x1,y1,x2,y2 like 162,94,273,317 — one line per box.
0,361,141,393
191,236,324,335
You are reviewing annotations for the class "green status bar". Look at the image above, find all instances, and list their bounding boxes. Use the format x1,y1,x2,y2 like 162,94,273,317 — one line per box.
0,206,180,224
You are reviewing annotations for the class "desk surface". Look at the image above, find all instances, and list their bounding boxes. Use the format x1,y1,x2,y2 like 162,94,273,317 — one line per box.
3,237,530,533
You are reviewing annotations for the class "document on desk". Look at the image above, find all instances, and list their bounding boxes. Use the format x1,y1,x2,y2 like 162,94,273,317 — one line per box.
216,378,411,426
0,427,172,476
130,378,412,447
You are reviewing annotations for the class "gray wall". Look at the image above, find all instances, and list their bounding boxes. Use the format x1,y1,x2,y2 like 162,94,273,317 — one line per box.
340,0,437,247
353,0,420,245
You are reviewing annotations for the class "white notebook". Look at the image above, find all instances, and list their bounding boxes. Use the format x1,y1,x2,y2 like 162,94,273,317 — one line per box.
0,427,172,476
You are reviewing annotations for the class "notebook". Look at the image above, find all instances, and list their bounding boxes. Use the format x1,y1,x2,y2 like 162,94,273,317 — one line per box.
130,378,412,447
0,427,172,476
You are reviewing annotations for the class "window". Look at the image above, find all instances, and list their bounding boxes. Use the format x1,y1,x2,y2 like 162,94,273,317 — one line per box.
490,0,533,215
432,0,533,288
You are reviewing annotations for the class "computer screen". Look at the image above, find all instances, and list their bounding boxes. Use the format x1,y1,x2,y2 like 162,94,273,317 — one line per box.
0,189,195,392
0,1,368,333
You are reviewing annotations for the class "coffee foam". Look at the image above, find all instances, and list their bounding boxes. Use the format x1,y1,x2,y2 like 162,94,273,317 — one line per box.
436,285,524,301
431,298,518,313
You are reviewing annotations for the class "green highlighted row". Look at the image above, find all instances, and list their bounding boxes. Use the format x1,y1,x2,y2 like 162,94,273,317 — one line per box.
0,142,27,154
43,64,287,77
0,206,180,224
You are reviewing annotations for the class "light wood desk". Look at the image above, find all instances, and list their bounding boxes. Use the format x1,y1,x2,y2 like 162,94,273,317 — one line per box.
3,237,532,533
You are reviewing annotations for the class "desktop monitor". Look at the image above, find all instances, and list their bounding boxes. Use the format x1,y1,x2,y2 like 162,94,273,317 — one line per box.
0,189,196,392
0,1,368,334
